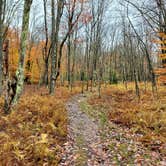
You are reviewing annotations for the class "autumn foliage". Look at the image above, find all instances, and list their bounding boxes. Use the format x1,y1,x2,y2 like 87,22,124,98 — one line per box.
88,83,166,156
154,32,166,85
7,29,43,83
0,86,80,165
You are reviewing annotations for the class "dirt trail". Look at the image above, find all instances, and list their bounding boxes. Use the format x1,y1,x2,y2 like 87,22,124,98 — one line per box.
59,94,165,166
66,94,99,145
59,94,111,165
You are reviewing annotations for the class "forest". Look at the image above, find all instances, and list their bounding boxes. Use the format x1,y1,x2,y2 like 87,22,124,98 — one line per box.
0,0,166,165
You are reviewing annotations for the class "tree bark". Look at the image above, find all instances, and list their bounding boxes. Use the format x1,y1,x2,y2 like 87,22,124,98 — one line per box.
67,34,71,88
49,0,64,94
41,0,49,86
11,0,33,104
0,0,3,95
49,0,56,94
3,39,10,114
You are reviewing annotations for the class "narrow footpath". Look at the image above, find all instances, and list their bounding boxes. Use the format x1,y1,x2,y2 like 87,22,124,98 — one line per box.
59,94,165,166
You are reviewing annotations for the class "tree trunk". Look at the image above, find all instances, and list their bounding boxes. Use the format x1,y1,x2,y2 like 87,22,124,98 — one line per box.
49,0,56,94
0,0,3,95
81,71,84,94
11,0,33,104
41,0,49,86
134,68,140,99
67,34,71,89
50,0,64,94
42,58,49,85
3,39,10,114
98,67,102,98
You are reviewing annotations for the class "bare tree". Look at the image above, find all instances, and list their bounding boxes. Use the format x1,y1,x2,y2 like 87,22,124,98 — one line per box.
49,0,64,94
0,0,3,95
41,0,50,86
10,0,33,106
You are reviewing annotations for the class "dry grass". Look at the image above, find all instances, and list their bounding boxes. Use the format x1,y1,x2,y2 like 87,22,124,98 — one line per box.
0,85,80,165
88,83,166,155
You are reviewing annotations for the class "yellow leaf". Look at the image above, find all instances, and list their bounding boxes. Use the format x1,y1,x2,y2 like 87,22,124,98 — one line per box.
39,134,48,144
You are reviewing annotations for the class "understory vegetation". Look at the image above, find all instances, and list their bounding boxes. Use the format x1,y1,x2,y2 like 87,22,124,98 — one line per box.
0,86,80,165
88,83,166,156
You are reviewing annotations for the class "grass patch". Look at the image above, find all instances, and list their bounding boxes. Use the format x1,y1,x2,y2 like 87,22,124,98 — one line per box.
75,135,88,166
80,96,110,140
80,100,108,127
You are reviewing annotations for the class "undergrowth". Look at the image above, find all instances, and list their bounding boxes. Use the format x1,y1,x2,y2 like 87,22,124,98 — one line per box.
88,83,166,155
0,85,80,165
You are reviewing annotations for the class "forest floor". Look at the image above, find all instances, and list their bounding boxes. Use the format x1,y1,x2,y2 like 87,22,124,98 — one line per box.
0,85,81,165
0,83,166,165
59,89,166,166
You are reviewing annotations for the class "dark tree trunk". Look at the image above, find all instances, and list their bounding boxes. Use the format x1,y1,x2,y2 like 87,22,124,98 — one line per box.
50,0,64,94
67,34,71,88
41,0,49,86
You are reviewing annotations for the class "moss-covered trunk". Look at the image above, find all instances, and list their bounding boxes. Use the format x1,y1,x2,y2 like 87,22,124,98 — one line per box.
11,0,33,104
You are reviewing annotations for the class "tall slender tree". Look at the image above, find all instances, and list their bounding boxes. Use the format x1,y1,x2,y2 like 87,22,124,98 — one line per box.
41,0,49,86
0,0,3,95
11,0,33,105
50,0,64,94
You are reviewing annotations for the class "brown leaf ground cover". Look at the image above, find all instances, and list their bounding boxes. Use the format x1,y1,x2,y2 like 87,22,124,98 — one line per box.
0,85,80,166
59,91,165,165
88,83,166,158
